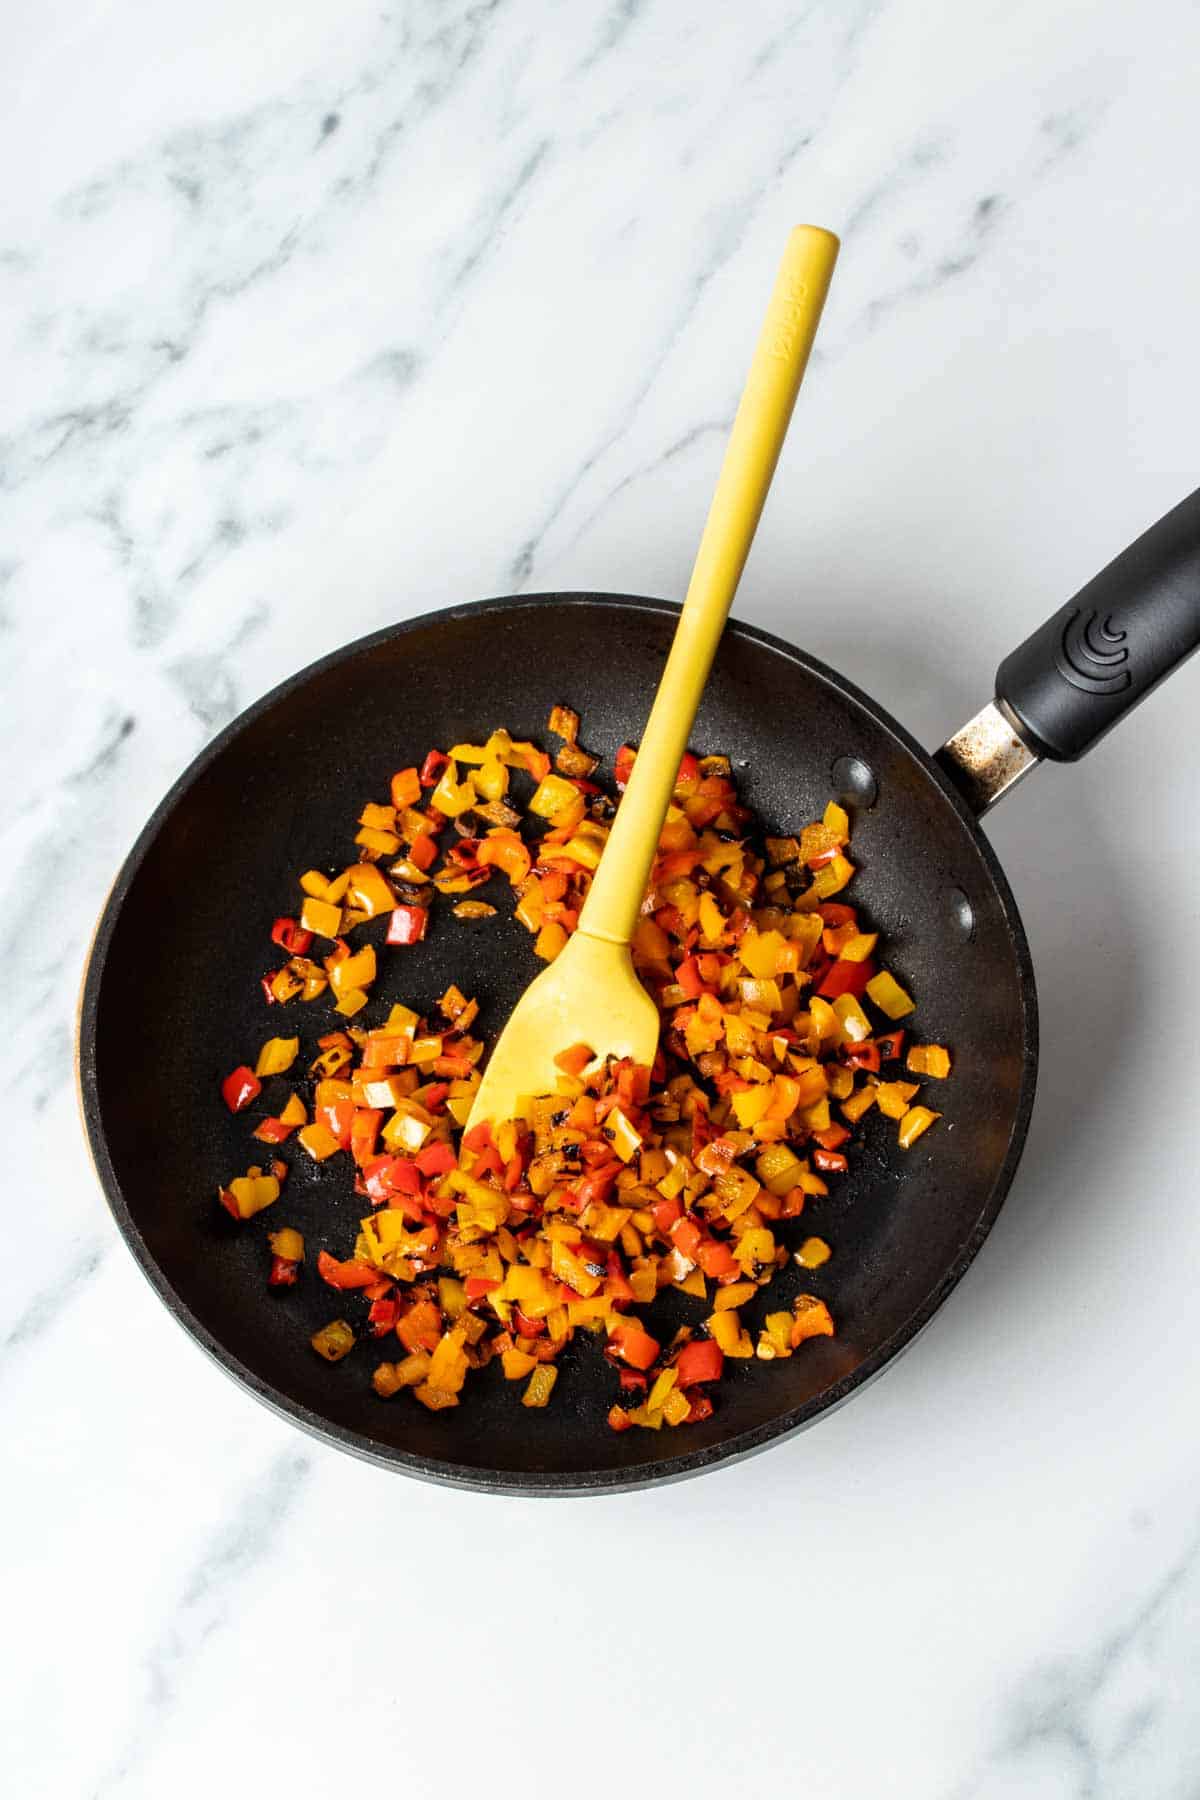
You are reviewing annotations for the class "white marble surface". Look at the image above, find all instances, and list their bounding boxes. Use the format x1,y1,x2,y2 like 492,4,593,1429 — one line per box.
4,0,1199,1794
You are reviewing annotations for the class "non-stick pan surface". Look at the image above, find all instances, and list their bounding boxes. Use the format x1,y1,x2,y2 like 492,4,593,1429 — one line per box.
79,595,1036,1493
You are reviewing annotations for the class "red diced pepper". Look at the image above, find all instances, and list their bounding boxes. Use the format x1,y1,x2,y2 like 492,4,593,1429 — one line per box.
813,1123,850,1151
605,1252,635,1303
875,1030,906,1061
670,1216,703,1259
221,1066,261,1113
676,955,715,1000
617,1368,648,1394
674,751,701,793
316,1092,355,1149
368,1296,399,1333
675,1339,724,1387
386,904,429,946
811,1148,849,1173
259,975,278,1005
253,1116,294,1145
267,1254,300,1287
317,1250,379,1289
464,1276,501,1300
843,1041,882,1072
514,1307,546,1339
817,903,857,927
686,1395,715,1423
349,1107,383,1167
415,1142,456,1176
614,744,637,789
696,1239,739,1280
270,916,313,955
407,832,438,872
576,1162,621,1208
817,959,875,1000
462,1121,494,1154
652,1196,683,1235
503,1151,527,1192
419,749,449,786
609,1322,660,1370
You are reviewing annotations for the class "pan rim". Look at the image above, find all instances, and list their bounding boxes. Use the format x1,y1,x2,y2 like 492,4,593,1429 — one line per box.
77,593,1038,1495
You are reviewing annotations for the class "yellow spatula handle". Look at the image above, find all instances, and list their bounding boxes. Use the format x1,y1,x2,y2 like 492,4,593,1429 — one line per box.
578,223,839,947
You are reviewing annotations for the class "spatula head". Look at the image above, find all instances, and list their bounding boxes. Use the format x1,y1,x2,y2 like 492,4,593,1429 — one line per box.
466,930,659,1129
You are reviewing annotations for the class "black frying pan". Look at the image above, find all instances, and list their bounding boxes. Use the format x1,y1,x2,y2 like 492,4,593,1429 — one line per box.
78,490,1200,1494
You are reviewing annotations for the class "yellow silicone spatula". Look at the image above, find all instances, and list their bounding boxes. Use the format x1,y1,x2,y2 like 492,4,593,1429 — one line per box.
468,224,839,1129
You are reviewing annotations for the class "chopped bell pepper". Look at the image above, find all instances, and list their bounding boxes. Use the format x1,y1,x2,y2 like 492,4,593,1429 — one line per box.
221,1066,261,1113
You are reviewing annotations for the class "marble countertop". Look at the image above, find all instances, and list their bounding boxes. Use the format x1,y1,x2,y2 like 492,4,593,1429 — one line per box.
5,1,1199,1794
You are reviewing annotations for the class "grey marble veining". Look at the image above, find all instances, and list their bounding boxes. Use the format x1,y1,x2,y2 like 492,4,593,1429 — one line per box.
3,1,1199,1795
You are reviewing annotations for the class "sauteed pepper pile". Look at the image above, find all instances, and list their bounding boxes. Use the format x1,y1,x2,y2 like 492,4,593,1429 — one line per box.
218,710,951,1430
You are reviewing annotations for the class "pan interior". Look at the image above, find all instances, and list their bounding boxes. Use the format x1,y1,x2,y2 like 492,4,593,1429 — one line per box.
82,597,1033,1489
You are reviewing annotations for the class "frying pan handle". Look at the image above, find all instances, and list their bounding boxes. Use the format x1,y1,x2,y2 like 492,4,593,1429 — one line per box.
938,486,1200,813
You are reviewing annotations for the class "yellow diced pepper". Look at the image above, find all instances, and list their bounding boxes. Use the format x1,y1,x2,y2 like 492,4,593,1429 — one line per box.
731,1084,773,1130
733,1226,776,1272
334,987,369,1018
663,1388,693,1427
604,1106,643,1163
841,1083,877,1125
528,774,581,820
706,1309,753,1357
907,1044,952,1079
647,1367,678,1412
757,1311,794,1359
534,920,568,961
866,969,916,1020
832,993,872,1044
298,1122,342,1161
344,863,396,918
413,1383,459,1411
474,758,508,802
796,1236,831,1269
355,825,401,858
838,931,878,963
428,1331,469,1393
825,1062,854,1100
501,1347,537,1380
698,892,725,943
791,1294,835,1346
713,1280,757,1311
754,1142,802,1196
875,1080,920,1120
522,1364,558,1408
278,1093,308,1127
898,1105,941,1148
311,1319,354,1361
329,944,376,996
431,763,477,817
268,1226,304,1262
299,896,343,939
254,1036,299,1078
299,869,330,898
810,853,855,897
223,1171,281,1219
629,1267,658,1305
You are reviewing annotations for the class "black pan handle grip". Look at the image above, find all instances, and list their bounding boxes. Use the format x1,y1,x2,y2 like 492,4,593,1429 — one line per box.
995,486,1200,761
